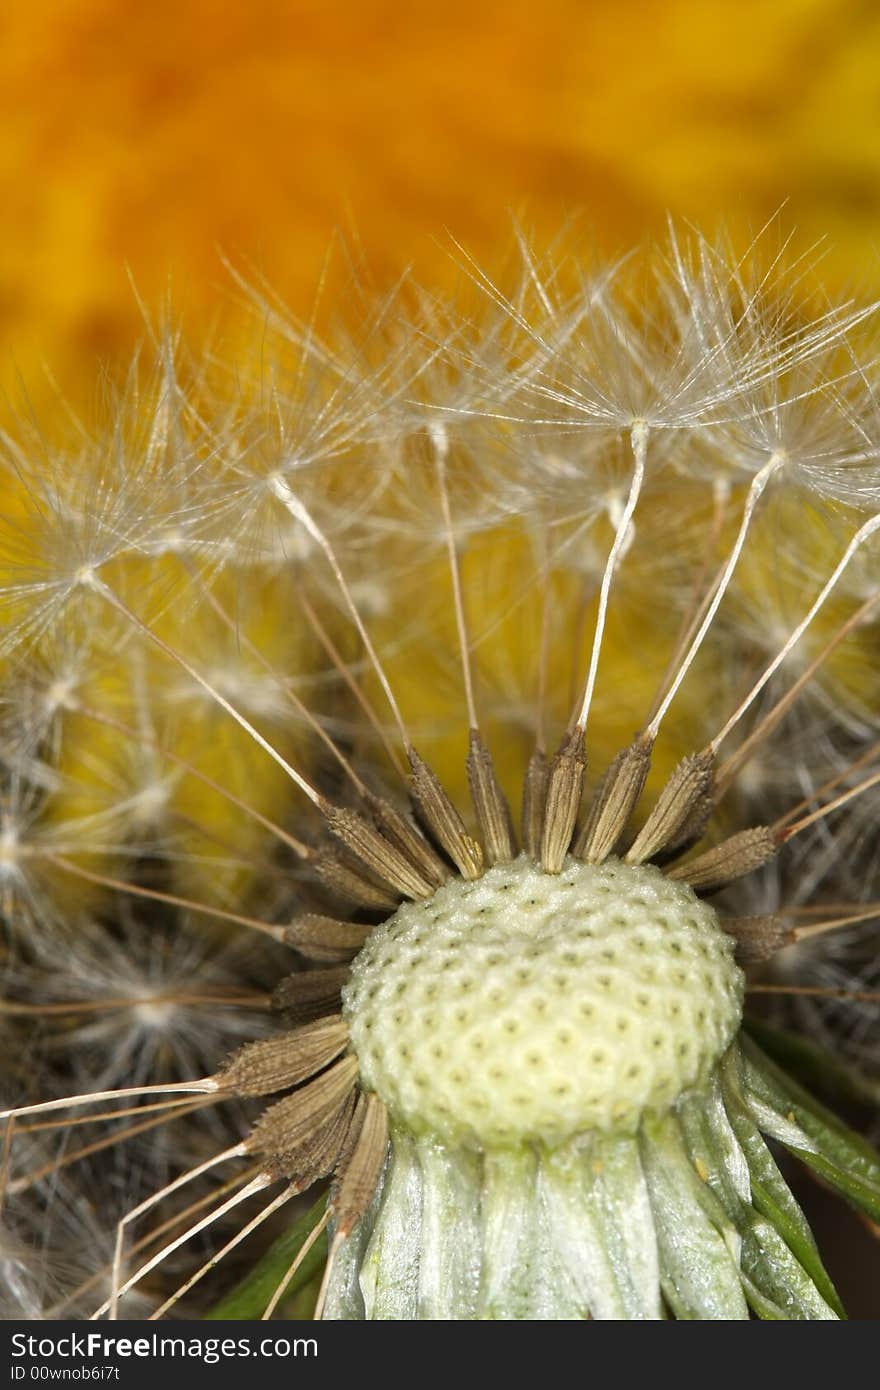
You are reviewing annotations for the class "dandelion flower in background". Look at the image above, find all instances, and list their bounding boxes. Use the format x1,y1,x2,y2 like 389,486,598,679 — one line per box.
0,225,879,1321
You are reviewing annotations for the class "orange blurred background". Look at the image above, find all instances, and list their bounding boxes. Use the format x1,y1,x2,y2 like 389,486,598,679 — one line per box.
2,0,880,401
1,0,879,1317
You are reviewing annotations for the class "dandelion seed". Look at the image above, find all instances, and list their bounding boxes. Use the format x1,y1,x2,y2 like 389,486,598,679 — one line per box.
1,225,879,1320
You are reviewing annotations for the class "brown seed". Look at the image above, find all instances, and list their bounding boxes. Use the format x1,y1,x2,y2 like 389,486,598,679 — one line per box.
331,1092,389,1236
521,748,549,859
574,735,653,863
467,729,517,864
217,1017,350,1096
247,1055,359,1162
313,850,401,912
324,805,435,900
285,914,374,962
272,966,350,1024
540,727,586,874
365,792,451,888
663,787,716,857
266,1092,357,1185
408,745,483,879
625,750,715,863
666,826,778,891
334,1089,367,1175
719,914,793,964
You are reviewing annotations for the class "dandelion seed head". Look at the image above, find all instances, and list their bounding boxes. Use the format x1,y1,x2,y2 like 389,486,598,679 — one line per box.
1,222,878,1320
345,855,743,1146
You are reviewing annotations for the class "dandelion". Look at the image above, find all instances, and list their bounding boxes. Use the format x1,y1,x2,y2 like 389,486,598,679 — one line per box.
1,225,879,1320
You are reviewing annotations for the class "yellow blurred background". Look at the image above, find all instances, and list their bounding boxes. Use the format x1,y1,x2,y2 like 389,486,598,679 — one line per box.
1,0,880,400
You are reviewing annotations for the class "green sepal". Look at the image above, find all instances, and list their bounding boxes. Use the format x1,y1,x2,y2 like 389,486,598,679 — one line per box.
678,1071,839,1320
205,1196,327,1320
639,1111,749,1320
740,1036,880,1225
719,1049,844,1318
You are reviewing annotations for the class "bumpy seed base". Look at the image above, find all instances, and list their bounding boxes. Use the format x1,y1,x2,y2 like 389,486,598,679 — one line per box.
323,1052,841,1320
344,855,744,1146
